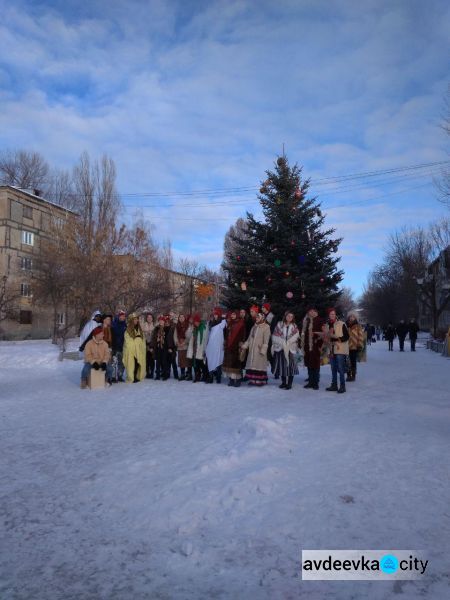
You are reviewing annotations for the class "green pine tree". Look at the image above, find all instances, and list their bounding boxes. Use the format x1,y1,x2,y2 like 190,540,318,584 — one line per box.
222,156,343,317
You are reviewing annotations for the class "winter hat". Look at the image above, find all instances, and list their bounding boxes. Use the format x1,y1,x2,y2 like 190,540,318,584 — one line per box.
262,303,271,312
250,304,259,314
157,314,165,322
327,307,336,315
118,310,126,316
213,307,222,317
193,313,201,324
92,326,103,337
163,315,171,323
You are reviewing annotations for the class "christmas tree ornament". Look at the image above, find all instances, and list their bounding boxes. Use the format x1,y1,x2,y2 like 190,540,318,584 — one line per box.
246,269,251,274
295,189,301,200
274,259,281,267
237,255,241,261
259,186,266,194
276,196,282,205
241,282,247,291
285,271,290,276
277,157,285,166
290,240,296,246
301,293,306,299
298,255,305,264
234,283,239,287
286,291,293,299
320,277,324,283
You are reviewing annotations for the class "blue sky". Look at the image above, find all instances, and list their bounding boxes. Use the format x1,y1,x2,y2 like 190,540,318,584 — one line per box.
1,0,449,296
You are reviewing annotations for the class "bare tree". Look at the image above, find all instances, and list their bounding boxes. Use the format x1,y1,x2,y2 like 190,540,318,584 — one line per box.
0,149,49,191
335,286,356,316
0,273,20,328
435,87,450,207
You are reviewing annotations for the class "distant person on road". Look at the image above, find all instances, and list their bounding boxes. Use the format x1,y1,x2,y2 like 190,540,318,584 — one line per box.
408,318,419,352
396,319,408,352
385,323,396,351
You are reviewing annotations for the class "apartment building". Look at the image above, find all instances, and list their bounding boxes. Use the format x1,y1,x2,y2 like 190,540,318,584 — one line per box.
0,185,75,340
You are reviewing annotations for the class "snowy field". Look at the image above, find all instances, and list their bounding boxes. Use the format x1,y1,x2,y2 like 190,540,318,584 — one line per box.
0,336,449,600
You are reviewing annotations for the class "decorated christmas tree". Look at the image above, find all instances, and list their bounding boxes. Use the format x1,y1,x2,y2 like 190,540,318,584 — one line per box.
222,155,343,316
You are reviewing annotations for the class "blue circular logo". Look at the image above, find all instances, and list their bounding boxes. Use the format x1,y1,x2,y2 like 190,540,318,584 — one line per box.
380,554,399,573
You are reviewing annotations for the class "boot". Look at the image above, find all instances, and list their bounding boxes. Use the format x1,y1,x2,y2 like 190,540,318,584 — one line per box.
326,383,338,391
228,379,234,387
279,377,287,389
216,372,222,384
337,384,346,394
346,371,352,382
304,382,313,389
235,380,241,387
285,376,293,390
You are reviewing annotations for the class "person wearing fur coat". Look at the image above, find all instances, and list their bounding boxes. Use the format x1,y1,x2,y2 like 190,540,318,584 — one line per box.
174,314,191,380
301,307,325,390
240,312,271,386
141,313,155,379
271,311,300,390
223,309,246,386
345,312,364,382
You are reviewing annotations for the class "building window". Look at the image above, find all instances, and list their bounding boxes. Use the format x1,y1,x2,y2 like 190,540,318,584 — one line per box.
21,257,33,270
57,313,65,325
19,310,33,324
23,206,33,219
53,217,65,228
21,283,32,297
21,231,34,246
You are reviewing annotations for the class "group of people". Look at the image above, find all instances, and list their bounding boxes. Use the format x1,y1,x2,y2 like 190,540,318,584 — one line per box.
79,304,367,394
383,319,420,352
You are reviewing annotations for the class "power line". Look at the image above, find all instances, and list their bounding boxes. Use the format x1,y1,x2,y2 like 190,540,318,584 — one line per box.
132,180,433,221
28,158,449,199
121,169,439,210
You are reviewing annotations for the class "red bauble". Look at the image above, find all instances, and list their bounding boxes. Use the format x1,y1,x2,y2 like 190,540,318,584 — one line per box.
295,189,301,200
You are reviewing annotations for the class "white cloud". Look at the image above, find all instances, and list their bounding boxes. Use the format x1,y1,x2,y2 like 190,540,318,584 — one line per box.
0,0,449,296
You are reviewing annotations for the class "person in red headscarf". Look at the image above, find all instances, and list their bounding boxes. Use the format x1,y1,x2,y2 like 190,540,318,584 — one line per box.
174,314,190,380
223,309,246,386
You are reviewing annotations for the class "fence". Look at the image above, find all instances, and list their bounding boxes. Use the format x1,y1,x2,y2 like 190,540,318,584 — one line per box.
426,339,445,353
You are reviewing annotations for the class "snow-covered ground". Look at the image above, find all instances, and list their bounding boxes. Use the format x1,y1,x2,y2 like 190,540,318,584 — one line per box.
0,337,449,599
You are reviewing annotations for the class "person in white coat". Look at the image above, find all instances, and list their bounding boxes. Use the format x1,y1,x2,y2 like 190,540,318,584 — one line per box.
205,307,227,383
187,314,209,383
79,310,103,352
271,311,300,390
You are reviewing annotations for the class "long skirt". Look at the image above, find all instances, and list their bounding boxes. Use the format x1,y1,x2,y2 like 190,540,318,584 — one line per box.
178,349,188,369
273,351,299,378
245,368,268,386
